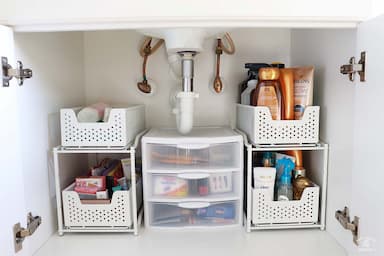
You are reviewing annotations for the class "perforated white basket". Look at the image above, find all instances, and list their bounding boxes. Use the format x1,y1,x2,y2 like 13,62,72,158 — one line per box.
62,180,142,228
237,104,319,145
60,105,145,148
252,185,319,225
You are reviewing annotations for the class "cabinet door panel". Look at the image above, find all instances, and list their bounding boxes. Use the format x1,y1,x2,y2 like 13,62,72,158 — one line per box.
0,25,28,256
349,14,384,255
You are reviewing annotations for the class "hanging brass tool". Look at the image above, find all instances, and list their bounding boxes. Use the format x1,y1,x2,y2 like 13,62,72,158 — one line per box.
137,37,164,94
212,33,235,93
213,38,224,93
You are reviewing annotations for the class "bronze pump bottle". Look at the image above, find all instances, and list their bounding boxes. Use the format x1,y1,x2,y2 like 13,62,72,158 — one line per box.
251,67,282,120
286,150,313,200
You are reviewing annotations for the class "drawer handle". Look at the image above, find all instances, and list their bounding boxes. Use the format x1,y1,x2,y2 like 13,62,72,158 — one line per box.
178,202,210,209
176,144,210,149
177,173,210,179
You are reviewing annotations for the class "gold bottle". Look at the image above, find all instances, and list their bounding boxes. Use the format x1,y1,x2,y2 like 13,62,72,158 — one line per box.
292,168,313,200
286,150,314,200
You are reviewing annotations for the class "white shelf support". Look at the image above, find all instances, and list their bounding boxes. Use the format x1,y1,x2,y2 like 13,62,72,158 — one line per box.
235,129,329,231
52,129,148,235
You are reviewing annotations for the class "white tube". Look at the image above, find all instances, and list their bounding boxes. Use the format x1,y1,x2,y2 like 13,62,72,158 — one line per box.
173,92,199,134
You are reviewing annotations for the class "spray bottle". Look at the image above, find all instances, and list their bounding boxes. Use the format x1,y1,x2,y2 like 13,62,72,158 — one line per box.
276,158,294,201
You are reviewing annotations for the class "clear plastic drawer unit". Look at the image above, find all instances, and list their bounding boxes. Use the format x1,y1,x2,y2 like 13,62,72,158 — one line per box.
142,127,243,229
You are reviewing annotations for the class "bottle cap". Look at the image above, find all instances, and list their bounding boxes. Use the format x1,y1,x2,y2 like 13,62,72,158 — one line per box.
259,68,280,80
263,152,274,167
271,62,285,68
245,63,271,71
294,168,306,179
278,158,295,184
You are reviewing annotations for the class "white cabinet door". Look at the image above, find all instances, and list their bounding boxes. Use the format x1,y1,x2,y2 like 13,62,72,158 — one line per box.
0,25,29,256
345,14,384,255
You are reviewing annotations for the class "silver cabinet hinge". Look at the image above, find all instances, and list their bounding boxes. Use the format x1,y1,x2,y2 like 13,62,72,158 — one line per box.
13,213,42,253
335,206,360,245
340,51,366,82
2,56,32,87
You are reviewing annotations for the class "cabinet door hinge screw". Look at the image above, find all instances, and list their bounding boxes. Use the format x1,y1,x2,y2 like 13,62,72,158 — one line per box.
2,56,32,87
335,206,360,245
13,212,42,253
340,51,366,82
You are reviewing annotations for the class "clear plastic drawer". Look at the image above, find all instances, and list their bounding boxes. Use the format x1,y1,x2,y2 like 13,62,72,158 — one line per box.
148,200,239,228
145,142,241,170
146,172,240,200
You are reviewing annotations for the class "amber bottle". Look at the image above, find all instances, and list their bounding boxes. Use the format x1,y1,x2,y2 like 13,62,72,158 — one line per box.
251,67,282,120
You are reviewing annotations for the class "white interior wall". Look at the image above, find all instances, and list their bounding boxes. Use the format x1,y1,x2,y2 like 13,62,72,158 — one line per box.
14,32,85,254
291,29,356,254
83,29,291,128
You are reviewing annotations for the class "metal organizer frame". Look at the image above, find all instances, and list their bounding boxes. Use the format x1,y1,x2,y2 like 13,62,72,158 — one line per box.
236,129,329,232
53,130,147,235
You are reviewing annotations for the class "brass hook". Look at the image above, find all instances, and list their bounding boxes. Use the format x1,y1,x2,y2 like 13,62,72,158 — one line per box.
213,38,224,93
137,37,164,94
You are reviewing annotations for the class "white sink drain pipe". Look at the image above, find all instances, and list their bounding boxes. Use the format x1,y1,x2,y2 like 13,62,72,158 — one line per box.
172,52,199,134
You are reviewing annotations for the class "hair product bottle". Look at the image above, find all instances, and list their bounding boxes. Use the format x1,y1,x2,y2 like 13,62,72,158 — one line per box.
280,68,295,120
239,63,270,104
251,67,282,120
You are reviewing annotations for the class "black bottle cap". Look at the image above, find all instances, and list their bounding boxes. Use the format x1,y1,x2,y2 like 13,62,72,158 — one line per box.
270,63,285,68
245,63,271,71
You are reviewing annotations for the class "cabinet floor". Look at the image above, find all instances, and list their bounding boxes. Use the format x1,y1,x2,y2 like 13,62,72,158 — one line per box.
34,228,346,256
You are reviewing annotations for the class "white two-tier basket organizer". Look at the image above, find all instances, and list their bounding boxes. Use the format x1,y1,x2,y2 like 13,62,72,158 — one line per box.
236,104,328,232
53,105,146,235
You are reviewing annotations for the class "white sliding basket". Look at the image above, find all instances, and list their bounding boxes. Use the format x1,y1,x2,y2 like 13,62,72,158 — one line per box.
62,179,142,228
237,104,319,145
61,105,145,148
252,185,320,225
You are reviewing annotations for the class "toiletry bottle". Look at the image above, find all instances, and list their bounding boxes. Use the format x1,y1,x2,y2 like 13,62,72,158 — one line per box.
241,80,257,105
251,67,282,120
293,66,314,120
276,158,294,201
269,62,294,120
286,150,303,168
292,168,314,200
262,152,274,167
286,150,314,200
280,68,295,120
253,167,276,201
239,63,270,103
